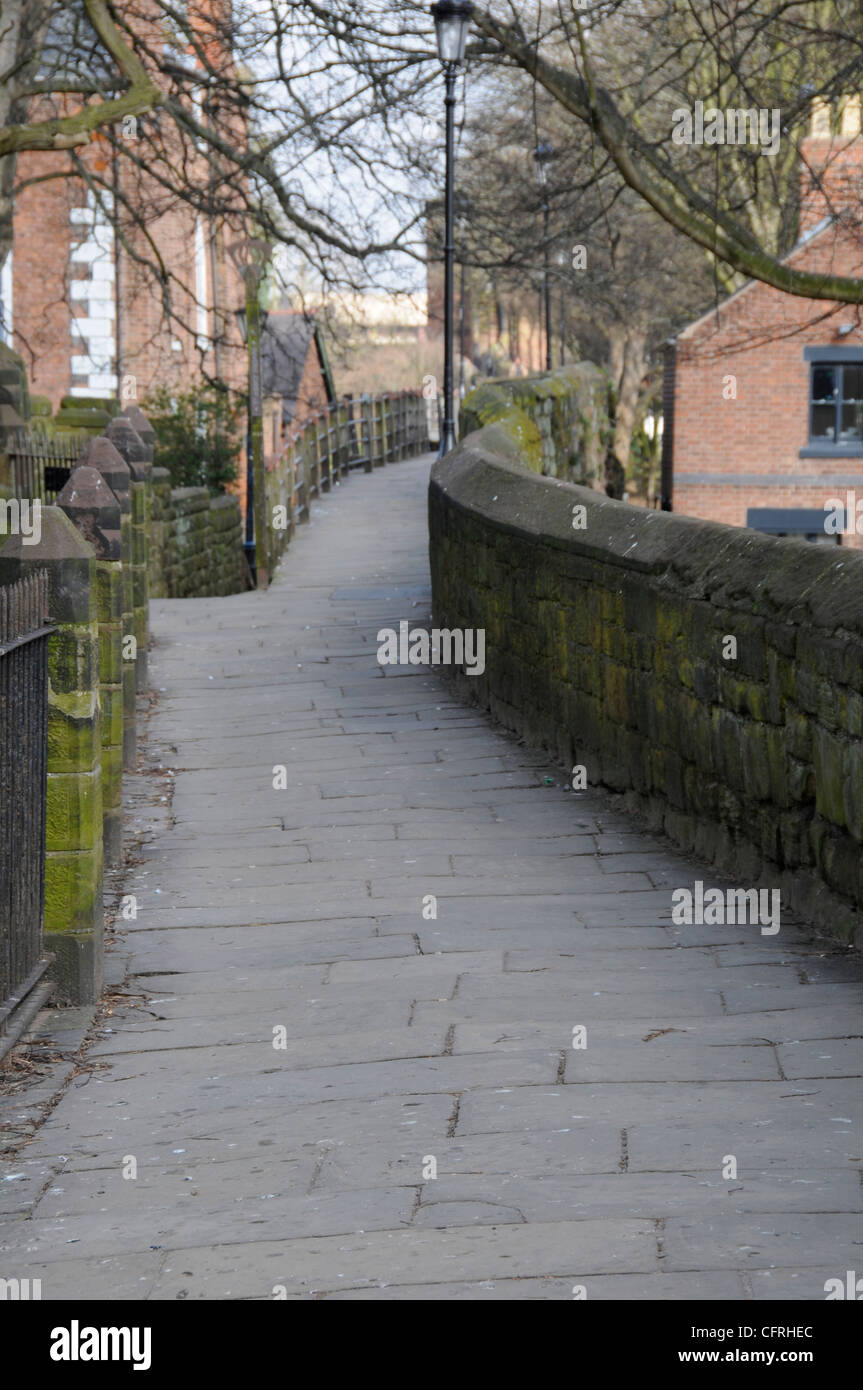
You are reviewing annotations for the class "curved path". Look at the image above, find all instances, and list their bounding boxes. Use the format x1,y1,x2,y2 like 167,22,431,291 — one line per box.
2,454,863,1300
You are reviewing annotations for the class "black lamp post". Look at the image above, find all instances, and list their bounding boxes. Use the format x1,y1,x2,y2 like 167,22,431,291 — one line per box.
235,278,270,584
235,306,253,570
534,141,555,371
455,195,471,400
430,0,473,456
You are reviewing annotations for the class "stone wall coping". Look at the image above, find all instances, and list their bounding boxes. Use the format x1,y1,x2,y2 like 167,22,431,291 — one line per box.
432,426,863,638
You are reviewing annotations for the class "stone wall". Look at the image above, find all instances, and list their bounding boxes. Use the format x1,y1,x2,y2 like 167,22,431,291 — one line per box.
149,468,245,599
0,510,104,1004
459,362,611,486
430,423,863,948
1,410,246,1006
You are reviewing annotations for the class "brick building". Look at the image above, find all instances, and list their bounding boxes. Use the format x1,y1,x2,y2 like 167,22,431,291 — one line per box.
668,98,863,546
0,2,247,413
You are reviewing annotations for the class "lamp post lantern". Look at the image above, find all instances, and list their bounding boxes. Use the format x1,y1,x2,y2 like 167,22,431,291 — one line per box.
534,141,555,371
430,0,473,456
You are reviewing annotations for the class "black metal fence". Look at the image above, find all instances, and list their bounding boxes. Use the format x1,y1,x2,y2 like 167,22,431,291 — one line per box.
6,426,86,504
0,571,54,1058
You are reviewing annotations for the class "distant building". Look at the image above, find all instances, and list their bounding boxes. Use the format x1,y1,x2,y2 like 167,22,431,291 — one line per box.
668,98,863,546
257,312,336,475
261,313,336,434
425,199,546,378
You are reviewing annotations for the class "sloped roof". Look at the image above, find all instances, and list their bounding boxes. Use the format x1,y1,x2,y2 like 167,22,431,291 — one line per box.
678,216,837,342
261,314,336,423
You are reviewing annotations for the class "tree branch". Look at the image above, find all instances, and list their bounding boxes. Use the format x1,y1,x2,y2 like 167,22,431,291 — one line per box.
0,0,161,157
472,6,863,304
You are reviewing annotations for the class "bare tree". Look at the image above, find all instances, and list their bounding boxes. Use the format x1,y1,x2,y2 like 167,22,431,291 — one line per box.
469,0,863,302
448,62,713,484
2,1,438,367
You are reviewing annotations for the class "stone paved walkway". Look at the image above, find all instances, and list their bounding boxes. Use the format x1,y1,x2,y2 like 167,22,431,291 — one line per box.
2,454,863,1300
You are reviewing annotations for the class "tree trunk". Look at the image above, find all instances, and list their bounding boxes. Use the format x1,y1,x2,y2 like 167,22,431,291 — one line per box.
606,324,648,493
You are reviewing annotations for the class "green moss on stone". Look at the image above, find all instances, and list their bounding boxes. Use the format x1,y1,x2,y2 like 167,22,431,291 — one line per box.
44,849,103,935
46,768,103,852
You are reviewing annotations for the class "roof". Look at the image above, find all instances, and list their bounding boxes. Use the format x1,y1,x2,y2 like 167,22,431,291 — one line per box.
261,314,336,423
678,215,838,342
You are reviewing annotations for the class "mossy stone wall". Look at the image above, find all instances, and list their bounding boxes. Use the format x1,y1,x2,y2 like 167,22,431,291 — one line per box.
459,363,611,486
148,469,244,599
430,426,863,947
0,510,104,1003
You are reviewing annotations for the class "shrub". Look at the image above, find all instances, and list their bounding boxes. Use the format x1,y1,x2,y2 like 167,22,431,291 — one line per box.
144,382,243,494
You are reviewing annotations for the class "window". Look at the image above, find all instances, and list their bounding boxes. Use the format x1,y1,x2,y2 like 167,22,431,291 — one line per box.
0,250,12,346
802,347,863,456
809,363,863,442
747,507,841,544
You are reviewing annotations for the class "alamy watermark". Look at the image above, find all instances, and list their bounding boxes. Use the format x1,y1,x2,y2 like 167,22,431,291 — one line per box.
824,491,863,537
671,880,780,935
0,1276,41,1299
0,497,41,546
671,101,780,156
50,1322,151,1370
825,1270,863,1299
377,621,485,676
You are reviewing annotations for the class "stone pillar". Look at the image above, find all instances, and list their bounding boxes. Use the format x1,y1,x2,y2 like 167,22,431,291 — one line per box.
105,418,150,695
78,437,136,773
120,404,155,452
57,466,124,869
0,508,103,1005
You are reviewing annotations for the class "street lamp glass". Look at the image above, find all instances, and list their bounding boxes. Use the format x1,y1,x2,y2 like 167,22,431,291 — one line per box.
534,141,555,188
430,0,473,65
235,307,247,344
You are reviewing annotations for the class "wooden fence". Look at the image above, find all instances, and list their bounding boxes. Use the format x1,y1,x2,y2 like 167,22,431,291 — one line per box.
267,392,430,565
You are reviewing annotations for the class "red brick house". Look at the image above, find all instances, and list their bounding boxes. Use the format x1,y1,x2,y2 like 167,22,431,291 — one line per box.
0,1,247,412
667,99,863,547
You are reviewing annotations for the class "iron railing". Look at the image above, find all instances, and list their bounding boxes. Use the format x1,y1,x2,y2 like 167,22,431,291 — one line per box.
0,571,54,1058
6,426,87,504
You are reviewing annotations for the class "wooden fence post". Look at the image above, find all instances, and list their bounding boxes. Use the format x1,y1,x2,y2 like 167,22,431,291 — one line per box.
362,396,372,473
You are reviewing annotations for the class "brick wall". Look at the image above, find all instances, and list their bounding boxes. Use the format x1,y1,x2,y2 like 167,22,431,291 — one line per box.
430,421,863,948
799,129,863,236
11,147,247,412
11,153,76,403
11,0,248,413
673,126,863,547
291,343,330,429
674,229,863,542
